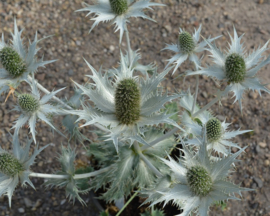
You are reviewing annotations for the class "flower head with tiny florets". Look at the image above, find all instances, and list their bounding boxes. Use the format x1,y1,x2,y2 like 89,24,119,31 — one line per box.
12,79,64,143
179,91,251,155
187,28,270,111
0,19,56,95
66,52,183,152
141,131,252,216
76,0,164,43
163,25,221,74
0,135,50,207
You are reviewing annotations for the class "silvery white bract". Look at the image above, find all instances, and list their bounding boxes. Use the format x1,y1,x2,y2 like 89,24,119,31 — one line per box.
12,79,64,143
163,25,220,74
188,28,270,110
0,136,49,207
186,117,251,156
89,128,176,201
45,145,91,205
67,53,182,152
179,89,212,137
108,49,156,76
142,132,251,216
179,90,251,155
77,0,164,43
0,20,55,94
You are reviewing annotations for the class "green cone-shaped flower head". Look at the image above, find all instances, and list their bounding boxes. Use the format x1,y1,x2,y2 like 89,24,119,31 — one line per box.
115,78,140,125
178,31,195,54
225,53,246,83
0,153,24,177
187,165,212,197
0,46,26,78
110,0,128,15
206,118,222,143
19,94,40,112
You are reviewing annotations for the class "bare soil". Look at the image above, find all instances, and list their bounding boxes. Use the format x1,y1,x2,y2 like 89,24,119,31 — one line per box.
0,0,270,216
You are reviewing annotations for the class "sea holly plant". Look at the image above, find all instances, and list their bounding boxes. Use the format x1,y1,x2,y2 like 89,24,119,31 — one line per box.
0,1,269,216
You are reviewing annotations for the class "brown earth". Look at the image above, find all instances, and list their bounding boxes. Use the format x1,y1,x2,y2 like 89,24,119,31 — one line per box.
0,0,270,216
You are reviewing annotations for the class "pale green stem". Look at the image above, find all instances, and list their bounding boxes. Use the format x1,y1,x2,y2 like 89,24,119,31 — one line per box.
29,167,111,180
192,88,229,118
116,191,139,216
73,166,111,179
29,172,68,179
141,127,179,151
28,75,109,132
125,26,132,66
134,142,163,177
191,75,199,114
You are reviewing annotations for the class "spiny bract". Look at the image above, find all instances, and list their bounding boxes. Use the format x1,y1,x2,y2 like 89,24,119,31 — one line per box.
178,31,195,54
0,153,24,177
206,118,222,143
225,53,246,83
0,46,26,78
187,165,212,197
110,0,128,15
115,78,141,125
18,94,40,112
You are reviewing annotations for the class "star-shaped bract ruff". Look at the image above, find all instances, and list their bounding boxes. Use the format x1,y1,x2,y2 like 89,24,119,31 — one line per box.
0,136,49,207
142,132,251,216
0,20,56,95
67,52,183,152
187,28,270,110
12,79,64,143
77,0,164,43
163,25,220,74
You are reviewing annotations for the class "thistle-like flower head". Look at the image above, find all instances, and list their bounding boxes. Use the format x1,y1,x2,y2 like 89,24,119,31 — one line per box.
67,52,183,152
188,27,270,110
0,136,49,207
76,0,164,43
163,25,221,74
141,132,251,216
12,79,64,143
0,20,55,95
179,91,251,155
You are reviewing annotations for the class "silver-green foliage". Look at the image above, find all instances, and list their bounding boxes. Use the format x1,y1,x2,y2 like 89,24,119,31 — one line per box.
89,128,176,202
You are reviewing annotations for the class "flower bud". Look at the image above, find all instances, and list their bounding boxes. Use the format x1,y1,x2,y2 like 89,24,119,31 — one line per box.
225,53,246,83
206,118,222,143
177,32,195,54
109,0,128,15
115,78,140,125
19,94,40,112
0,47,26,78
187,165,212,197
0,153,24,177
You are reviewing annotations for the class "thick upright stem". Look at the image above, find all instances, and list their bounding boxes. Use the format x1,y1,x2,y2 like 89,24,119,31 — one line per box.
125,27,132,66
134,142,163,177
191,75,199,114
141,127,179,151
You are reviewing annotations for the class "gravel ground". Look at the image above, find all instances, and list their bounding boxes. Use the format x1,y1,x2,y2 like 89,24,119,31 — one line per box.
0,0,270,215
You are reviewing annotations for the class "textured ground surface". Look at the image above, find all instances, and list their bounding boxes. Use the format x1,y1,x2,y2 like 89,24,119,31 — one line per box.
0,0,270,215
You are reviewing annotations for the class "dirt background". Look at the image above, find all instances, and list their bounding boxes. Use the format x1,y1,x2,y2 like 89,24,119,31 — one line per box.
0,0,270,215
